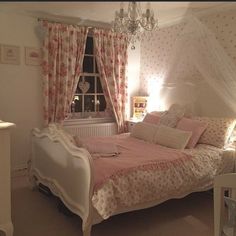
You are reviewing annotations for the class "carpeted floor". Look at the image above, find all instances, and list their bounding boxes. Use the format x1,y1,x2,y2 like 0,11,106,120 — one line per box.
11,172,214,236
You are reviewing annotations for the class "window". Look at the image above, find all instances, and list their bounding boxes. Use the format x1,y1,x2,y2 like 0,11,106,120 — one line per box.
71,35,106,118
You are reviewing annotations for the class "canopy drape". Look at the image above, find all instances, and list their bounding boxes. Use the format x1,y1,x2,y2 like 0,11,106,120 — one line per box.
161,15,236,113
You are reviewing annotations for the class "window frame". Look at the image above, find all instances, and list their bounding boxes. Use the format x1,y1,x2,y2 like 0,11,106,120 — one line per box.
71,34,107,119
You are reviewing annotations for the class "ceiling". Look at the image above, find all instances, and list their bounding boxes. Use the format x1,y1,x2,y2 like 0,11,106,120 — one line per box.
0,1,235,27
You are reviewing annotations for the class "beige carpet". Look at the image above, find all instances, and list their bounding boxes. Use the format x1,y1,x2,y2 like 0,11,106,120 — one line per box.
11,173,214,236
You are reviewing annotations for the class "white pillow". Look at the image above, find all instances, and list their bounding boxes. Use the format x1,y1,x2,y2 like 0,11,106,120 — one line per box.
153,124,192,150
130,122,159,143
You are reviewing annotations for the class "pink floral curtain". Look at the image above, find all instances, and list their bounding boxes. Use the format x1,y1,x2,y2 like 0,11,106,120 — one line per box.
41,20,88,125
93,29,128,133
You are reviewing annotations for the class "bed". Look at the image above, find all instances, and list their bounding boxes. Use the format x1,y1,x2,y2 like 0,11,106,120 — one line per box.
29,114,236,236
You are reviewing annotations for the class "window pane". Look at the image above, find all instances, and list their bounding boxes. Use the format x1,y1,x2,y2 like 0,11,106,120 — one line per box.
97,77,103,93
72,95,82,112
84,76,95,93
85,36,93,55
83,56,94,73
84,95,95,112
76,76,83,93
72,35,108,117
97,95,106,112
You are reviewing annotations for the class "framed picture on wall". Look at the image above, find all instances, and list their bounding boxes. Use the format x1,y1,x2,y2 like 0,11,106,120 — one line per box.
25,47,42,66
0,44,20,65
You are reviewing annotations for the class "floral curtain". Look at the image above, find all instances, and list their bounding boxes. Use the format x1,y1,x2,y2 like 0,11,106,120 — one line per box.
93,29,128,133
41,20,88,125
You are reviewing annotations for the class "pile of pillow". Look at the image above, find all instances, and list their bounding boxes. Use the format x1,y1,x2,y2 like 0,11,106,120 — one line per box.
131,104,236,150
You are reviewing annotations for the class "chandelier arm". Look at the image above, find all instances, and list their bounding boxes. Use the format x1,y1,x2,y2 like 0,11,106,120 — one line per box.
112,1,158,49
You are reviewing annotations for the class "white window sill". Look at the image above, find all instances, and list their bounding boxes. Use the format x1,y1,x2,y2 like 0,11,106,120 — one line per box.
63,117,115,126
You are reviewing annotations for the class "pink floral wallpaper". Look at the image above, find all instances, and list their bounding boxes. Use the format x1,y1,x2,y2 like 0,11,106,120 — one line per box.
139,9,236,95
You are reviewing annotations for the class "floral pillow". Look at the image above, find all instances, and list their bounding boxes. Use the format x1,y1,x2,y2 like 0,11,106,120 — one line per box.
159,113,180,128
168,104,186,117
193,117,236,148
159,104,185,128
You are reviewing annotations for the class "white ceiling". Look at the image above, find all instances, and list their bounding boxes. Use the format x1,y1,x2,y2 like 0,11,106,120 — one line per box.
0,1,235,27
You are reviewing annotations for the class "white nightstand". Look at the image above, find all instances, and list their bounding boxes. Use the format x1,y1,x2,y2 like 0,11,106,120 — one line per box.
126,118,142,132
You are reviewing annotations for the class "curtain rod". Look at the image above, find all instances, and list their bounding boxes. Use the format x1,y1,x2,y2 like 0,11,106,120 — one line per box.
37,17,93,29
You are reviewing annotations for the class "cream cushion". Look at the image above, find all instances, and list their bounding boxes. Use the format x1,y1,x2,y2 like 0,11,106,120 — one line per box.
130,122,158,143
154,124,192,150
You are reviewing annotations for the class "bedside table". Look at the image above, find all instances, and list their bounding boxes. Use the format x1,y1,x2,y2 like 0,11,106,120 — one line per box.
126,118,142,132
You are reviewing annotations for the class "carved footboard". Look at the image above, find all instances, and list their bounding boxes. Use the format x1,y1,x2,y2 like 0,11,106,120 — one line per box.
29,128,94,236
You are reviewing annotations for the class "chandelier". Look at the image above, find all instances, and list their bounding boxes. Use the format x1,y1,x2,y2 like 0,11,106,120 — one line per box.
113,2,158,50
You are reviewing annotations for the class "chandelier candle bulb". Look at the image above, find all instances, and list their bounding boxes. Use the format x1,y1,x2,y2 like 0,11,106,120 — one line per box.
129,3,136,19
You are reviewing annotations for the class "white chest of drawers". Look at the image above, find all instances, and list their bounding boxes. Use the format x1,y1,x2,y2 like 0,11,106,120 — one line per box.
0,122,15,236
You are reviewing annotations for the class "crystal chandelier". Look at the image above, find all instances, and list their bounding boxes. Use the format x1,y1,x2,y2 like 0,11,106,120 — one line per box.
113,2,158,50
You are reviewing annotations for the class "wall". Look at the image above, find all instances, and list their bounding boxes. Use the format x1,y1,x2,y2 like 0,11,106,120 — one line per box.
0,11,140,170
0,12,44,170
127,41,141,118
139,6,236,117
196,82,236,117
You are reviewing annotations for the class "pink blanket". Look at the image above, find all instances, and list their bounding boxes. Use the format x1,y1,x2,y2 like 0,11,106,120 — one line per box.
82,140,119,156
82,134,193,190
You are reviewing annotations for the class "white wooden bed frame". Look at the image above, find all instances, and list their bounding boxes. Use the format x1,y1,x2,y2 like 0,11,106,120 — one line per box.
29,127,232,236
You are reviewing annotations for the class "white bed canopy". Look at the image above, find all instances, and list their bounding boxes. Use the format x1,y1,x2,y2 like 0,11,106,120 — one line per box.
158,14,236,113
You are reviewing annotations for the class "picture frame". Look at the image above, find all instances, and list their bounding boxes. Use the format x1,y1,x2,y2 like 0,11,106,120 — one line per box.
25,47,42,66
0,44,20,65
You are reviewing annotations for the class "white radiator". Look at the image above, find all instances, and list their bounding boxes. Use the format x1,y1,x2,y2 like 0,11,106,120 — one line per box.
63,122,118,138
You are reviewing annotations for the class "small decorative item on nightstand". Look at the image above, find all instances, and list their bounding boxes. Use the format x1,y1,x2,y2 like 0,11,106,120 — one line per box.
132,96,148,119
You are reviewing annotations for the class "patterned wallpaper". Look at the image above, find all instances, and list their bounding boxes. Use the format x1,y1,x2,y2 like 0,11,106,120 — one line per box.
139,8,236,95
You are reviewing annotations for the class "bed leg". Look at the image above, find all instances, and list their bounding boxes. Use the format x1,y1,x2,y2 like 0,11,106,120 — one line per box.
27,160,38,190
82,223,92,236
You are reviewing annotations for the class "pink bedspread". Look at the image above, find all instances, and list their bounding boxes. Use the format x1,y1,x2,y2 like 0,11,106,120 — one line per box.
82,134,192,190
81,133,233,220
